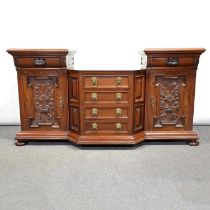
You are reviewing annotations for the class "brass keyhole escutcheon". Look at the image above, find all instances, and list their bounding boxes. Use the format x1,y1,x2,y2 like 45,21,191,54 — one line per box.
91,77,97,86
150,97,155,108
59,97,64,107
91,93,97,102
116,93,122,102
115,108,122,117
91,108,98,116
116,77,122,87
92,123,98,132
115,123,122,133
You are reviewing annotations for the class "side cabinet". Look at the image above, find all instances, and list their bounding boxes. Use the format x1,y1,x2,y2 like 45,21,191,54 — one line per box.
144,48,206,145
7,49,69,145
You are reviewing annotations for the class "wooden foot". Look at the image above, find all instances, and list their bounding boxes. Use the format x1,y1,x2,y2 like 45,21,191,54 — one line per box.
188,140,199,146
15,140,27,146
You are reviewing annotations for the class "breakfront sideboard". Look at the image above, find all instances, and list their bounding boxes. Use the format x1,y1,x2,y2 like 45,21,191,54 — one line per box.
7,48,205,146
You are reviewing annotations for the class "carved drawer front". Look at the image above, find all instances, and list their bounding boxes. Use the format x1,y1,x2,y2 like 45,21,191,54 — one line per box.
84,107,128,119
147,56,197,67
84,92,129,104
83,75,129,89
14,56,66,68
84,121,128,134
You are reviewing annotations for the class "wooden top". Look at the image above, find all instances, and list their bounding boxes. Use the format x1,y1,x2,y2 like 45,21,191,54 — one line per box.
7,49,69,56
144,48,206,54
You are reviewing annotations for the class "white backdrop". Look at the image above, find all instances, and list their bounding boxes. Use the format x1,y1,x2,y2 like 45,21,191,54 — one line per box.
0,0,209,124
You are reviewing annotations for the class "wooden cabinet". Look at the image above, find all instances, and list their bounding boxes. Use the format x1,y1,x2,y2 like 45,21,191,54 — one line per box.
144,48,205,146
7,48,205,146
7,49,69,146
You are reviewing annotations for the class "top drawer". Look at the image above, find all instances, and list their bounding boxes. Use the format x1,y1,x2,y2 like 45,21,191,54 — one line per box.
7,49,68,68
83,75,129,89
14,56,66,68
147,56,197,67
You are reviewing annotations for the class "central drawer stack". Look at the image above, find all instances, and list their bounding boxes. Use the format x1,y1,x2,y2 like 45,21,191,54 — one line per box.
81,72,133,135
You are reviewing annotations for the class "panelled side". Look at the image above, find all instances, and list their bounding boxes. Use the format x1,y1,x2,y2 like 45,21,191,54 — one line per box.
69,71,80,133
133,71,145,133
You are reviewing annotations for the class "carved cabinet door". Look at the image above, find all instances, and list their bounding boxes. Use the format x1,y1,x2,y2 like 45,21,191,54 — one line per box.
18,70,68,131
145,69,194,131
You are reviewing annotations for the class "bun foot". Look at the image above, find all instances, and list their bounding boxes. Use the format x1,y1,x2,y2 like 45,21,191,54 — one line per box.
15,140,27,146
188,140,199,146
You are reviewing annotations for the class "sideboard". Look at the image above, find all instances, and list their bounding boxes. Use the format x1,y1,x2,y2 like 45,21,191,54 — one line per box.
7,48,205,146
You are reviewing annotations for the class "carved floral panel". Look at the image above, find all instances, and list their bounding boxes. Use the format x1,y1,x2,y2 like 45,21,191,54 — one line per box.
153,75,186,128
27,76,60,128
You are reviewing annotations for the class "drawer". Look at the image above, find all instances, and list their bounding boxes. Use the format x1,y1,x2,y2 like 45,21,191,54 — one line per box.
147,56,197,67
84,92,129,104
83,75,129,88
14,56,66,68
84,107,128,119
84,121,128,134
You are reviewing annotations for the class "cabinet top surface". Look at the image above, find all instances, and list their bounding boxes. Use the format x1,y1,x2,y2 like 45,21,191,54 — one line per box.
144,48,206,54
7,49,69,56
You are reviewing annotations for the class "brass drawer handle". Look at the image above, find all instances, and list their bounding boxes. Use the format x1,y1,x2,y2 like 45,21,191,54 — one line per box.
115,123,122,133
91,77,97,86
116,93,122,102
116,77,122,87
115,108,122,117
167,57,179,65
92,123,98,132
34,57,46,66
91,108,98,116
91,93,97,102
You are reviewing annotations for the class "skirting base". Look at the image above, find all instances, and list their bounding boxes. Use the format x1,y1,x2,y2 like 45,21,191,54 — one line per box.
14,130,200,146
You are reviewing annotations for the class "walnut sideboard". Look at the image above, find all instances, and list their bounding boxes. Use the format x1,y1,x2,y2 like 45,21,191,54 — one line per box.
7,48,205,146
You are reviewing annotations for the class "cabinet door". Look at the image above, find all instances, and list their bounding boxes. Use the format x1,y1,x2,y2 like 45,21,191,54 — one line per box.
146,69,192,131
18,70,68,131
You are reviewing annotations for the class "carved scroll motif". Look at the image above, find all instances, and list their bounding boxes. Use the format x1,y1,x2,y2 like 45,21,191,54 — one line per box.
153,76,186,128
27,76,60,128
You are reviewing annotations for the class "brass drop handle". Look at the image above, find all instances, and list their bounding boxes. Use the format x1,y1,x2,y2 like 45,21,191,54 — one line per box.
115,123,122,133
91,108,98,116
116,93,122,102
59,97,64,107
92,123,98,132
115,108,122,117
116,77,122,87
91,77,97,86
91,93,97,102
34,57,46,66
167,57,179,65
